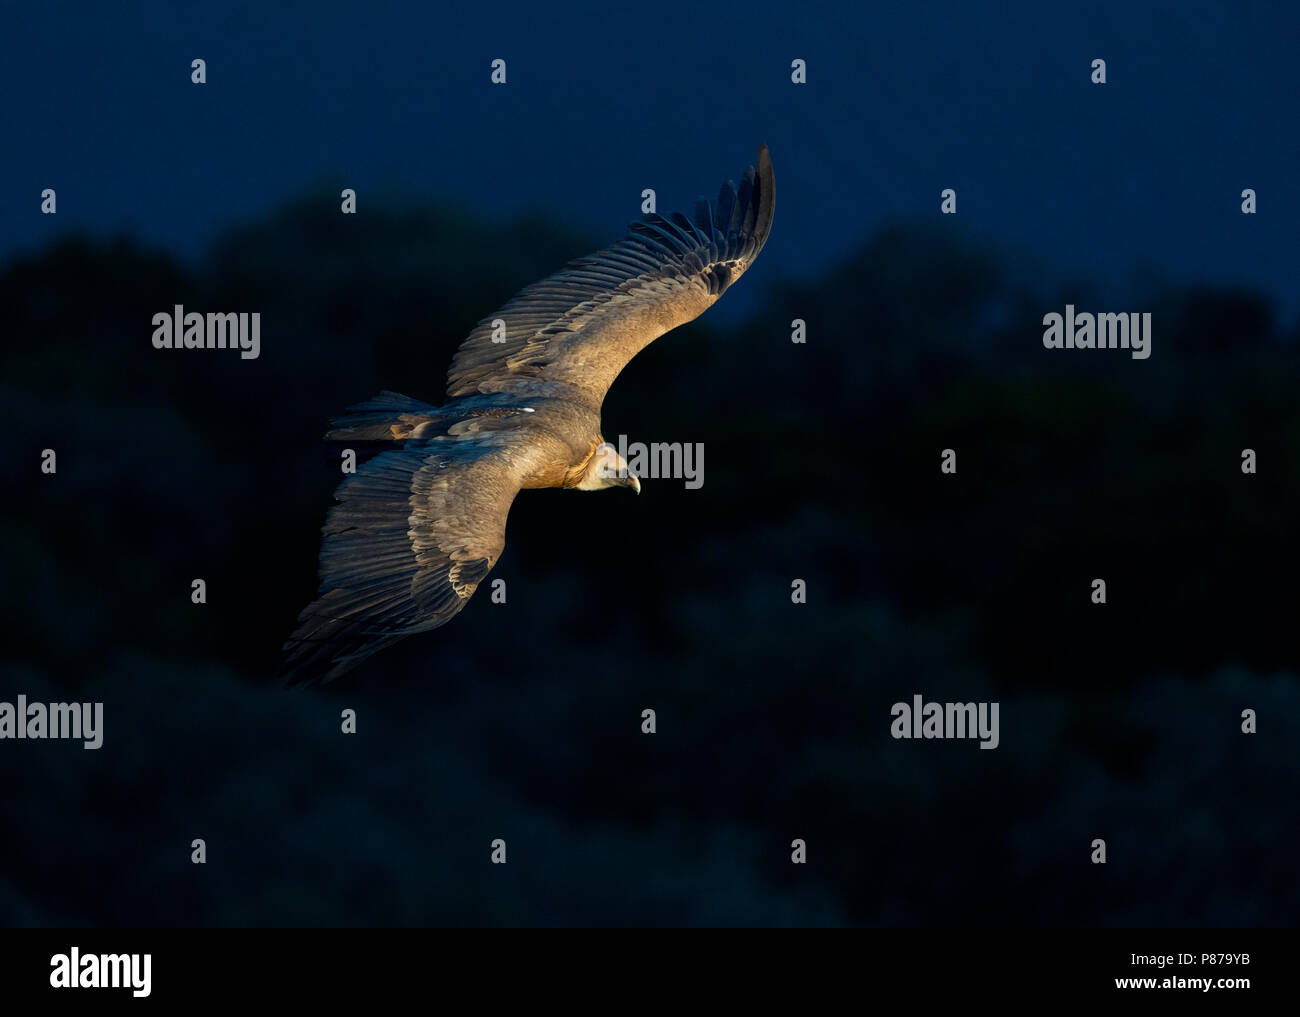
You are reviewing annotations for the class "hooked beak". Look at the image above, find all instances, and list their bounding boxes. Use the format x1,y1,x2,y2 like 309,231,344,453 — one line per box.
628,475,641,495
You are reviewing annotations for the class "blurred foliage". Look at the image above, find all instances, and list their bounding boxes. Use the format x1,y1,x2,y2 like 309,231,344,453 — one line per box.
1,192,1296,926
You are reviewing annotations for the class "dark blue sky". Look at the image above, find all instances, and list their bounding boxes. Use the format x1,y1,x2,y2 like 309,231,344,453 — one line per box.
5,0,1297,320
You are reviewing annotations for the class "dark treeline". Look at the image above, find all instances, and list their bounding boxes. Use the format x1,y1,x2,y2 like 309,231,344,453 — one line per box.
1,195,1296,926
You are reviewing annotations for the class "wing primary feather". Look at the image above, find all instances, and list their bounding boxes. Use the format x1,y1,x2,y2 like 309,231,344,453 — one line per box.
730,172,753,235
692,196,713,238
716,180,737,238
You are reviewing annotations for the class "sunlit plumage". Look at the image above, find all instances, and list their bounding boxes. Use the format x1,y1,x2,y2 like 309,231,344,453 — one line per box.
283,146,774,684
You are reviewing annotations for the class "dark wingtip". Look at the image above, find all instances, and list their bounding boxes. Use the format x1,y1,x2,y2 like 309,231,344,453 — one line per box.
747,143,775,256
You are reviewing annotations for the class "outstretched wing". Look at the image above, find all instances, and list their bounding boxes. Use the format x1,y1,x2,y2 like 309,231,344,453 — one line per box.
282,431,533,685
446,144,774,407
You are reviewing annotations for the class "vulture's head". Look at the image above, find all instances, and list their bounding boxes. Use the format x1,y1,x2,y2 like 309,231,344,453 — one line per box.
578,441,640,494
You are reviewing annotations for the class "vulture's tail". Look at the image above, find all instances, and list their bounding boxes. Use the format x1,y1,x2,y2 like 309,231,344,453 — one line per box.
324,390,443,440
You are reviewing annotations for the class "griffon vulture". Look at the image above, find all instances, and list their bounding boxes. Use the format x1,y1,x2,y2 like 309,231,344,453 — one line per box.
282,146,774,684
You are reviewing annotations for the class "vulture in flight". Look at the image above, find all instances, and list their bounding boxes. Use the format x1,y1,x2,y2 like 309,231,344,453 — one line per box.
282,145,774,684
